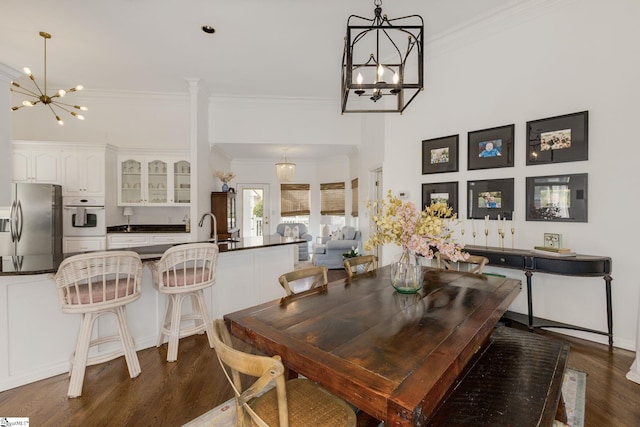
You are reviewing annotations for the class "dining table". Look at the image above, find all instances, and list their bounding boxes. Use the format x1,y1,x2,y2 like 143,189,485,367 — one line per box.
224,265,522,426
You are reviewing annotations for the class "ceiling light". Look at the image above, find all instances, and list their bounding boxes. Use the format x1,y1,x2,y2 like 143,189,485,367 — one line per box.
275,150,296,182
10,31,87,126
201,25,216,34
341,0,424,113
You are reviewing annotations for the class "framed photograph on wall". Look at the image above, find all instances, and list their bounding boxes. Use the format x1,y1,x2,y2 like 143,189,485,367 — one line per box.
467,178,514,220
526,173,588,222
422,182,458,215
526,111,588,165
467,124,514,170
422,135,459,174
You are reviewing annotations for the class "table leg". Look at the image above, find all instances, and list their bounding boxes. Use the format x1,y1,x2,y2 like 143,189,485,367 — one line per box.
525,270,534,331
605,274,613,347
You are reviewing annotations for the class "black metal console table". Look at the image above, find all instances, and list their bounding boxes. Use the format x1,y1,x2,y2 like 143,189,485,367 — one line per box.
464,245,613,346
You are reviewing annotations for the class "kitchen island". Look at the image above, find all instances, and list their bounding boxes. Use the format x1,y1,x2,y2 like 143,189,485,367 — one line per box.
0,236,301,392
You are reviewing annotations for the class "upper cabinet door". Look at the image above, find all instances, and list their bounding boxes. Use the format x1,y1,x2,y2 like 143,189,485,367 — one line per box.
12,145,61,184
62,150,105,197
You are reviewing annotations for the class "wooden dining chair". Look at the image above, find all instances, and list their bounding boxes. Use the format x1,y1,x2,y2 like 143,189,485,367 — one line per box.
343,255,378,278
212,319,357,427
436,252,489,275
278,265,328,295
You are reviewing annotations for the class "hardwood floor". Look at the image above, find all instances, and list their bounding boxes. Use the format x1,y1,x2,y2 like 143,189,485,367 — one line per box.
1,274,639,426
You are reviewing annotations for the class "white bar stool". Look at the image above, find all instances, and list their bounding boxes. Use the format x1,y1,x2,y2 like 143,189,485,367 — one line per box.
150,243,219,362
53,251,143,398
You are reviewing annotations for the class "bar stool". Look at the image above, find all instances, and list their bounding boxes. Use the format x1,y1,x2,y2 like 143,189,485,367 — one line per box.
53,251,143,398
151,243,219,362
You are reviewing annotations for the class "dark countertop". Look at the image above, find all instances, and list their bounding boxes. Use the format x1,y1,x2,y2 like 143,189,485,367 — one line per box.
107,224,189,233
0,235,303,276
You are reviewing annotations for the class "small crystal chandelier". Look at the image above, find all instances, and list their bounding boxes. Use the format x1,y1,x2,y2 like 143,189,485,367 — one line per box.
10,31,87,126
275,149,296,182
341,0,424,113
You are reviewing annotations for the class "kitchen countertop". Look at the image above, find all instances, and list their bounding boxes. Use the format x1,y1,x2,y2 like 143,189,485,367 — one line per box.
0,235,303,276
107,224,189,233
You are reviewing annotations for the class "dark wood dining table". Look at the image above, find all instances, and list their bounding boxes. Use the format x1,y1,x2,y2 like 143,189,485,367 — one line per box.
224,265,522,426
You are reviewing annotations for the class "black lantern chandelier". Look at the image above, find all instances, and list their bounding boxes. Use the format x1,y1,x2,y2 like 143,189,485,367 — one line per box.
10,31,87,126
341,0,424,113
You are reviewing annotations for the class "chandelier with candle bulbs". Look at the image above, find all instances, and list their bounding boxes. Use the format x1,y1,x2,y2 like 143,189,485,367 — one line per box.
341,0,423,113
10,31,87,126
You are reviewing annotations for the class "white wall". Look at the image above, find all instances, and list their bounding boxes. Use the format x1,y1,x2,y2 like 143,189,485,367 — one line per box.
0,64,21,205
376,0,640,349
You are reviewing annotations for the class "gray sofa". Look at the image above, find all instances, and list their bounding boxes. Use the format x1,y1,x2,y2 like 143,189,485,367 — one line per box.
275,223,312,261
312,226,361,269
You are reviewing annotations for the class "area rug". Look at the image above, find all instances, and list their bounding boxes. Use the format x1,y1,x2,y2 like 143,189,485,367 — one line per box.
554,368,587,427
184,369,586,427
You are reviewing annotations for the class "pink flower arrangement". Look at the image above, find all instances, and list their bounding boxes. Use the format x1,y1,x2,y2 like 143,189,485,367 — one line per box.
365,190,468,261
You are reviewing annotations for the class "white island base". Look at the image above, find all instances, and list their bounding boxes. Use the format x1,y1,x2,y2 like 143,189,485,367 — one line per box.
0,244,295,392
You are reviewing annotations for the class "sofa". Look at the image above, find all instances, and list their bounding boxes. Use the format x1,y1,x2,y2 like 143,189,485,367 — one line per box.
312,226,362,269
275,223,312,261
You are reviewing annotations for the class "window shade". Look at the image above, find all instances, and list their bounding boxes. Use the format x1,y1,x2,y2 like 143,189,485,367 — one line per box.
280,184,310,216
320,182,345,216
351,178,359,217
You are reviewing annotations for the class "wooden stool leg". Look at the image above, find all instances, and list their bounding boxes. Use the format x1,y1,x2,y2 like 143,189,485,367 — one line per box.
194,290,215,348
68,312,95,398
115,306,141,378
166,294,183,362
157,295,172,348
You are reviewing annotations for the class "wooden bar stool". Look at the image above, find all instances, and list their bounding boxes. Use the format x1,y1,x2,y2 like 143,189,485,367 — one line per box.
53,251,143,398
150,243,219,362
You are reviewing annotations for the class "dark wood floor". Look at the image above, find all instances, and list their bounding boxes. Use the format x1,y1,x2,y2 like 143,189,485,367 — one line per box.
1,272,639,426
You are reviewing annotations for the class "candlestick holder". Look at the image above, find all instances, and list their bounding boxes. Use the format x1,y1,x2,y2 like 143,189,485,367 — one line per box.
498,229,505,250
460,227,465,244
484,229,489,249
511,227,515,249
472,231,477,246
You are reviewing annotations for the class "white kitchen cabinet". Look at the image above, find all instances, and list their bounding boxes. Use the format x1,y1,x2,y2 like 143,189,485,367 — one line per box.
150,233,191,245
117,155,190,206
64,237,106,253
11,144,61,183
107,234,150,249
107,233,190,249
61,149,105,196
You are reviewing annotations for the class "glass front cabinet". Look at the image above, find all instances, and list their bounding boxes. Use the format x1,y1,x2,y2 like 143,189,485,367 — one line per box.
118,155,190,206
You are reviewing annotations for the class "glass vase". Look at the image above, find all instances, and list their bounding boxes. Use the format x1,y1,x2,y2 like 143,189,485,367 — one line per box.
390,247,423,294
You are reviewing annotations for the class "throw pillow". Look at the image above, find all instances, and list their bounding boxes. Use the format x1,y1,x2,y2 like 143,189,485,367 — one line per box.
292,225,300,239
330,230,340,240
283,225,292,238
342,226,356,240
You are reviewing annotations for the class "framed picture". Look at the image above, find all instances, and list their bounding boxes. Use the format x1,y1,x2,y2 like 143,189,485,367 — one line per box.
467,124,514,170
422,135,459,174
526,173,588,222
526,111,588,165
422,182,459,215
543,233,562,248
467,178,514,220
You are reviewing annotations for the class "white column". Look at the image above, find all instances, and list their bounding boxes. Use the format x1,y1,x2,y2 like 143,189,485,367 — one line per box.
626,289,640,383
0,63,21,205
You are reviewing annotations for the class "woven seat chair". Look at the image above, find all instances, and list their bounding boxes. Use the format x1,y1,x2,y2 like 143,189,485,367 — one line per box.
278,265,328,296
150,243,219,362
343,255,378,279
53,251,143,398
436,252,489,275
212,319,357,427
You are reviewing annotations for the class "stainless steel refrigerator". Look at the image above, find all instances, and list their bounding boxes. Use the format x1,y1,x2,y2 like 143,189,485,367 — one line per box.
8,183,63,256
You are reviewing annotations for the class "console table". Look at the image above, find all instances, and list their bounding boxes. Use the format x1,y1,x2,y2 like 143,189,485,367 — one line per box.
464,245,613,346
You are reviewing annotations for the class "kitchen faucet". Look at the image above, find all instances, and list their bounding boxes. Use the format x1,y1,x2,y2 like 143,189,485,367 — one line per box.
198,212,218,245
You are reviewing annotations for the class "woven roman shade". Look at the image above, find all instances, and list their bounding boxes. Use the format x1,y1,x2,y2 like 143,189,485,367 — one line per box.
320,182,345,216
351,178,359,217
280,184,310,216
